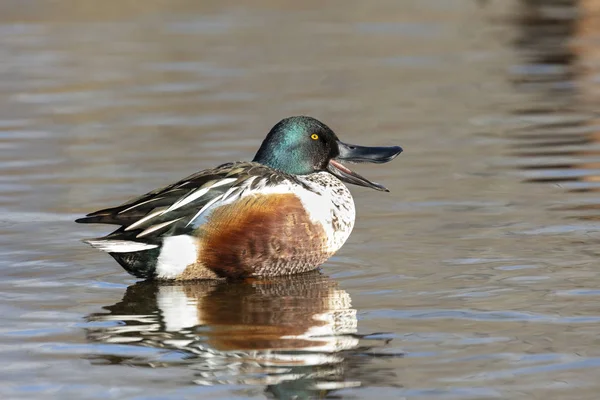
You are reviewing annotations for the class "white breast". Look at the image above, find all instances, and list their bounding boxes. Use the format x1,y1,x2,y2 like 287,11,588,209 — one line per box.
296,172,356,253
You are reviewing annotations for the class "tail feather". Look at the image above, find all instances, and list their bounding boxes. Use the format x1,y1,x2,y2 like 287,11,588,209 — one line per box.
76,216,114,224
109,250,160,279
82,238,161,279
75,212,131,225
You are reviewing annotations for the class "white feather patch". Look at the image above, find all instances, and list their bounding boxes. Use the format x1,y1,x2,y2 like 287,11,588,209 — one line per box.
84,239,158,253
155,235,198,279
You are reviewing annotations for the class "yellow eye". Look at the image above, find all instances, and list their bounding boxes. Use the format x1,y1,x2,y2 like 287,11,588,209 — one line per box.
311,134,319,140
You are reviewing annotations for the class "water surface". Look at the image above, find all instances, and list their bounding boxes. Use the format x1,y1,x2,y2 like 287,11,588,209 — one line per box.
1,0,600,399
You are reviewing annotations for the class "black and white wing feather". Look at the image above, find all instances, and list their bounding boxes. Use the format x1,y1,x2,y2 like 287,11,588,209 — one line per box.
76,162,289,242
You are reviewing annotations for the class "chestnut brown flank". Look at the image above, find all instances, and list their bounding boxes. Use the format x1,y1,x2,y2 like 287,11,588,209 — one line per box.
195,193,329,278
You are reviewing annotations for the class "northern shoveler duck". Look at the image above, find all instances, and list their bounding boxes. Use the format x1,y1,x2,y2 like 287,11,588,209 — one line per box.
76,116,402,280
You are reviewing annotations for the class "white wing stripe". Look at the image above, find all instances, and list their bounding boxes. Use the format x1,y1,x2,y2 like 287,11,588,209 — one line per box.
118,197,164,214
185,194,224,227
136,218,182,238
243,175,257,187
165,178,237,213
208,177,238,188
125,207,167,231
165,187,210,212
221,186,241,202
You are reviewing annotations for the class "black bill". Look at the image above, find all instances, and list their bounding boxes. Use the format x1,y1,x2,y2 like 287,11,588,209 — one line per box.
327,141,403,192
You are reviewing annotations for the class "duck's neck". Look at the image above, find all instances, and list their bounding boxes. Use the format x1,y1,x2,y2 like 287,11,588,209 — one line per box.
253,149,314,175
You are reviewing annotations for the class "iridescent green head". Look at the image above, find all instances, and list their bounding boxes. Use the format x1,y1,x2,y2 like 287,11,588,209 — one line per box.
253,116,403,191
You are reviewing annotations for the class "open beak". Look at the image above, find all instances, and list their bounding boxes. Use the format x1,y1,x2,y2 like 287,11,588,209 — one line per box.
327,141,403,191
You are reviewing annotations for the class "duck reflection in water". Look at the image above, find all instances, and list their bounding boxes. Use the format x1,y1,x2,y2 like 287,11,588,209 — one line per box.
86,271,396,397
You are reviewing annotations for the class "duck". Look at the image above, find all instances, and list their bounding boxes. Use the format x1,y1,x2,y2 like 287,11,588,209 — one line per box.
76,116,402,280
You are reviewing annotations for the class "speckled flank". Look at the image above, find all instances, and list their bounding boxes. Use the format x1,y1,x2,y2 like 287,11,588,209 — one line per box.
191,193,330,279
176,258,221,280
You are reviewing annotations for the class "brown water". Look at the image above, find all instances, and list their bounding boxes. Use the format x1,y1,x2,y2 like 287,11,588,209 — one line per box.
1,0,600,399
